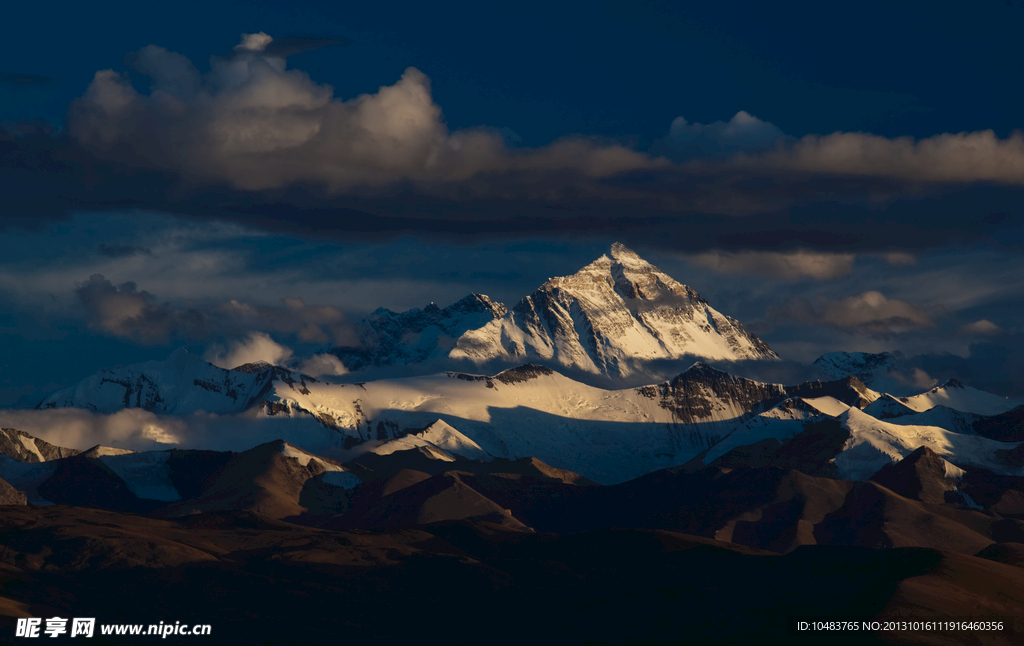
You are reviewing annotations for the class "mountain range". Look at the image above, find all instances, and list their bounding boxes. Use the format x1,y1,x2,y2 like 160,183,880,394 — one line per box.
0,415,1022,550
33,344,1023,485
5,244,1024,644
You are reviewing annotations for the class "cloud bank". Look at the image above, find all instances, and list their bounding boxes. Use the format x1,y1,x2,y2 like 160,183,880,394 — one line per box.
769,290,936,336
67,33,659,193
684,250,856,280
205,332,293,369
296,353,349,377
0,407,351,456
655,111,786,159
745,130,1024,184
76,274,205,343
76,273,355,346
1,31,1023,259
960,319,1002,336
65,32,1024,195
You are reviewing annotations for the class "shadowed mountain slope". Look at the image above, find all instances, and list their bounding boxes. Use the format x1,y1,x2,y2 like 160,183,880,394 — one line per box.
154,441,359,519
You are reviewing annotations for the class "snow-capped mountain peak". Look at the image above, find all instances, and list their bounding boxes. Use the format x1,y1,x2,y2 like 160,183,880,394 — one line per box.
898,380,1021,417
449,243,778,379
368,419,493,462
328,244,776,382
35,347,318,415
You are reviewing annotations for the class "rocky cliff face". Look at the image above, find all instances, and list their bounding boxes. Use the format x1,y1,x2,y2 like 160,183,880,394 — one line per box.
635,363,787,426
0,428,80,462
784,376,879,409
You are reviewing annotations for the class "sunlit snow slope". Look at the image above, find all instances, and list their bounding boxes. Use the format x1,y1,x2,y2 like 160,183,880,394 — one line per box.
33,350,1024,485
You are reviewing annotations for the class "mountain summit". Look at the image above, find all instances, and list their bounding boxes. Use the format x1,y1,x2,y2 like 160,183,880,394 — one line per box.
335,243,777,380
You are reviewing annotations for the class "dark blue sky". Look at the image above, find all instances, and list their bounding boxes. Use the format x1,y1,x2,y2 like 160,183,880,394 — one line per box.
2,0,1024,405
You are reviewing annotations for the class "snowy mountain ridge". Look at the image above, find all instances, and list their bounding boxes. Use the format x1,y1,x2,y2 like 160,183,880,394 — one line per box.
37,347,277,415
37,345,999,484
897,379,1020,417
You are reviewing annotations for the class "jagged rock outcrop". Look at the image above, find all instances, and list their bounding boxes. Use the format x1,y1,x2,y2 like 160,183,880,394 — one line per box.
784,376,879,409
0,428,79,462
635,363,786,425
0,476,26,505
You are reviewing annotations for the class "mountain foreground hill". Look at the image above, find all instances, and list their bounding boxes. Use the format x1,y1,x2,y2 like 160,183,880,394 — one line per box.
1,426,1023,554
1,429,1024,644
1,506,1023,645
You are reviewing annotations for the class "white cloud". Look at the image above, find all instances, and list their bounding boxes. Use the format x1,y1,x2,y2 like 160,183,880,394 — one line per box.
770,290,935,336
658,111,785,159
902,367,938,390
75,274,205,343
0,408,185,452
216,297,352,344
741,129,1024,184
822,291,934,332
205,332,293,369
70,270,358,346
236,32,273,53
63,30,1024,227
295,353,348,377
67,33,661,193
0,408,346,456
685,250,855,280
883,252,917,266
960,319,1002,335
